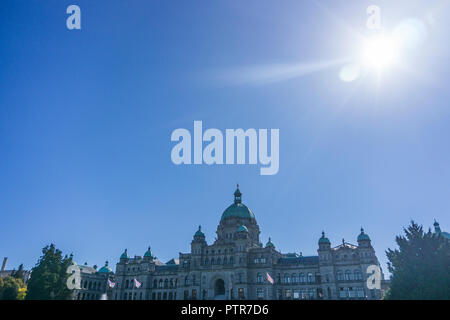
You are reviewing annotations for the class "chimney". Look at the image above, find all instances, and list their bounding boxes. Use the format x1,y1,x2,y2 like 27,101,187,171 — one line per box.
1,257,7,271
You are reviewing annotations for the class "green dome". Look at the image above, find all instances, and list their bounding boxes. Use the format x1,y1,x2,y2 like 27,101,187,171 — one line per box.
319,231,331,244
194,225,205,237
144,246,154,258
266,237,275,248
434,220,450,240
98,261,112,273
237,225,248,232
357,228,371,241
120,249,128,259
221,203,255,220
221,185,255,221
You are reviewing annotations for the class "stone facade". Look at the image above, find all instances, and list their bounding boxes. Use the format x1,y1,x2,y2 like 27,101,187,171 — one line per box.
73,262,114,300
110,186,387,300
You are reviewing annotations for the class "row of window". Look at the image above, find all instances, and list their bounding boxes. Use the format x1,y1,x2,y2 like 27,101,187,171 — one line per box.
253,257,267,264
81,280,105,291
153,278,178,289
76,292,101,300
338,287,366,298
274,273,318,284
276,288,321,300
337,270,363,281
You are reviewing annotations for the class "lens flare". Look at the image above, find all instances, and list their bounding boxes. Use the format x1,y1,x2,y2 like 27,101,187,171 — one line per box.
362,34,399,70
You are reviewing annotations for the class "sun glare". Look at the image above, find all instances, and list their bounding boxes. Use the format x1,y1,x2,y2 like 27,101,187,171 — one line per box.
361,35,399,70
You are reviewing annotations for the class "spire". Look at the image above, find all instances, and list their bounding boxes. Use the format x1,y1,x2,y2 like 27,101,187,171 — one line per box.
194,225,205,238
266,237,275,248
120,248,129,259
318,231,330,245
434,220,441,233
234,184,242,204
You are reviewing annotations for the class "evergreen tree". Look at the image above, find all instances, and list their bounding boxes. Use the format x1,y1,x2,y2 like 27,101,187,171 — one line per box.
25,244,73,300
385,221,450,299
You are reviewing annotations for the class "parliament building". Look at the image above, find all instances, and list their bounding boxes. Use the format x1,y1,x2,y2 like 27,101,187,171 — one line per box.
76,186,391,300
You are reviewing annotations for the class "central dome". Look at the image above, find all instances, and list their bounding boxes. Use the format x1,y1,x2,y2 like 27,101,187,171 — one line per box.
221,185,255,221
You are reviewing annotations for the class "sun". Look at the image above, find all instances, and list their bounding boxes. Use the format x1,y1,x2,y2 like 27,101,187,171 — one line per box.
361,34,399,70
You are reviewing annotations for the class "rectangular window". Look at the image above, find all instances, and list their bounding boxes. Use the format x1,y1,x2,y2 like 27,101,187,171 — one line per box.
257,288,264,300
238,288,245,299
285,289,292,299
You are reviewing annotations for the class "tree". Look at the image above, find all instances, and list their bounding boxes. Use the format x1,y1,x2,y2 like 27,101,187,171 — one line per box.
0,276,26,300
385,221,450,299
25,244,73,300
12,263,25,280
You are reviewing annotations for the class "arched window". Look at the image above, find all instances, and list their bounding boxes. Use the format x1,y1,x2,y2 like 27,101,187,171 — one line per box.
299,273,306,283
307,273,314,283
158,279,163,288
217,258,221,264
170,279,174,288
223,257,227,264
345,270,352,281
354,269,362,280
256,273,263,283
292,273,297,284
125,280,129,289
185,276,190,286
164,279,168,288
211,258,215,265
204,259,208,265
261,256,266,264
192,275,196,285
153,279,157,288
284,274,291,284
337,271,344,281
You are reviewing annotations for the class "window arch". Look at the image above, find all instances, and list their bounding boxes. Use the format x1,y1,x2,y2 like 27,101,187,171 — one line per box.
158,279,163,288
354,269,362,280
307,273,314,283
299,273,306,283
153,279,157,288
257,273,263,283
345,270,352,281
292,273,297,284
164,279,168,288
337,270,344,281
185,276,190,286
284,274,291,284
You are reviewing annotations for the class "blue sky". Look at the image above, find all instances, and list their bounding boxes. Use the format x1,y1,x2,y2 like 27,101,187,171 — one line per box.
1,0,449,275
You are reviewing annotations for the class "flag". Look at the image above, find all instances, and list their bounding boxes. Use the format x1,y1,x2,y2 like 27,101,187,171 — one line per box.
134,278,142,288
107,279,115,288
266,272,274,284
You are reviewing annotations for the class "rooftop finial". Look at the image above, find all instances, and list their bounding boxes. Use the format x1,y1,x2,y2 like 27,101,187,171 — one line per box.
234,184,242,204
322,231,325,237
361,227,364,233
342,238,345,245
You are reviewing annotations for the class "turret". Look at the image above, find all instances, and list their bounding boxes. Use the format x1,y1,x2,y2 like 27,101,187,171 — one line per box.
357,228,371,247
